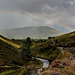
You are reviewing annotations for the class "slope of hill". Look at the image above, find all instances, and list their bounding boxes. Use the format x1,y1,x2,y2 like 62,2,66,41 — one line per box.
49,31,75,57
38,31,75,75
0,35,43,74
0,31,74,74
31,40,61,63
40,58,75,75
0,35,21,49
53,31,75,47
0,39,19,66
0,26,64,39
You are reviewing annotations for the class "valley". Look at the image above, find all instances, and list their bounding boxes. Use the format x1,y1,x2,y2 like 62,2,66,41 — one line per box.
0,31,75,75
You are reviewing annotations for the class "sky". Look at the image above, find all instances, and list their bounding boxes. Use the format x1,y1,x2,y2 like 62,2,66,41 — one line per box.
0,0,75,33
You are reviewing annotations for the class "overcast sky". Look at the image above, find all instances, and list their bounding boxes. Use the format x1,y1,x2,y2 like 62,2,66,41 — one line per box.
0,0,75,32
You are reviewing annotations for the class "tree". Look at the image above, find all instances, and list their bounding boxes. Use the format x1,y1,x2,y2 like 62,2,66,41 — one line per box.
21,37,32,63
21,47,31,62
26,37,32,46
48,37,52,40
50,39,55,46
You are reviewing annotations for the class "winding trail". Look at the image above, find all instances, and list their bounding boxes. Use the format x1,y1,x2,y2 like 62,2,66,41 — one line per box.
59,47,72,59
59,47,64,58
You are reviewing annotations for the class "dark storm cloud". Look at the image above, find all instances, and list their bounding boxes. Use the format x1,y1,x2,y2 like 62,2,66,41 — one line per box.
0,0,72,13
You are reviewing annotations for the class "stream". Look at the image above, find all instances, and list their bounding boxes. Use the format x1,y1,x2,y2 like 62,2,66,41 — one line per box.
25,58,50,75
36,58,49,68
25,47,65,75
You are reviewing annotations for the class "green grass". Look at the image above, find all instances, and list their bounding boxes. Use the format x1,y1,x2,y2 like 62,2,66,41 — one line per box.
0,37,21,49
19,69,27,75
0,40,19,66
60,49,64,59
0,31,74,74
0,36,22,66
53,31,75,46
0,69,21,75
31,40,61,62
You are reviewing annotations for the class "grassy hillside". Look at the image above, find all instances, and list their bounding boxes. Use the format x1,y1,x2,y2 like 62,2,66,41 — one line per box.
53,31,75,46
51,31,75,57
0,31,74,74
0,35,22,48
39,31,75,75
41,58,75,75
31,40,61,63
0,35,43,74
0,39,19,66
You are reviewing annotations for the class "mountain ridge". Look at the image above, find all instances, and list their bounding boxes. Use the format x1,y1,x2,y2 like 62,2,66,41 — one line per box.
0,26,64,39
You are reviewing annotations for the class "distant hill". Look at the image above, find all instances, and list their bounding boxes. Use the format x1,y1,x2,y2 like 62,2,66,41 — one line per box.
0,26,64,39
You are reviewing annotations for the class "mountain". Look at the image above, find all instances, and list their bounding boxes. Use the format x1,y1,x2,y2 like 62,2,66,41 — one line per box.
0,26,64,39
